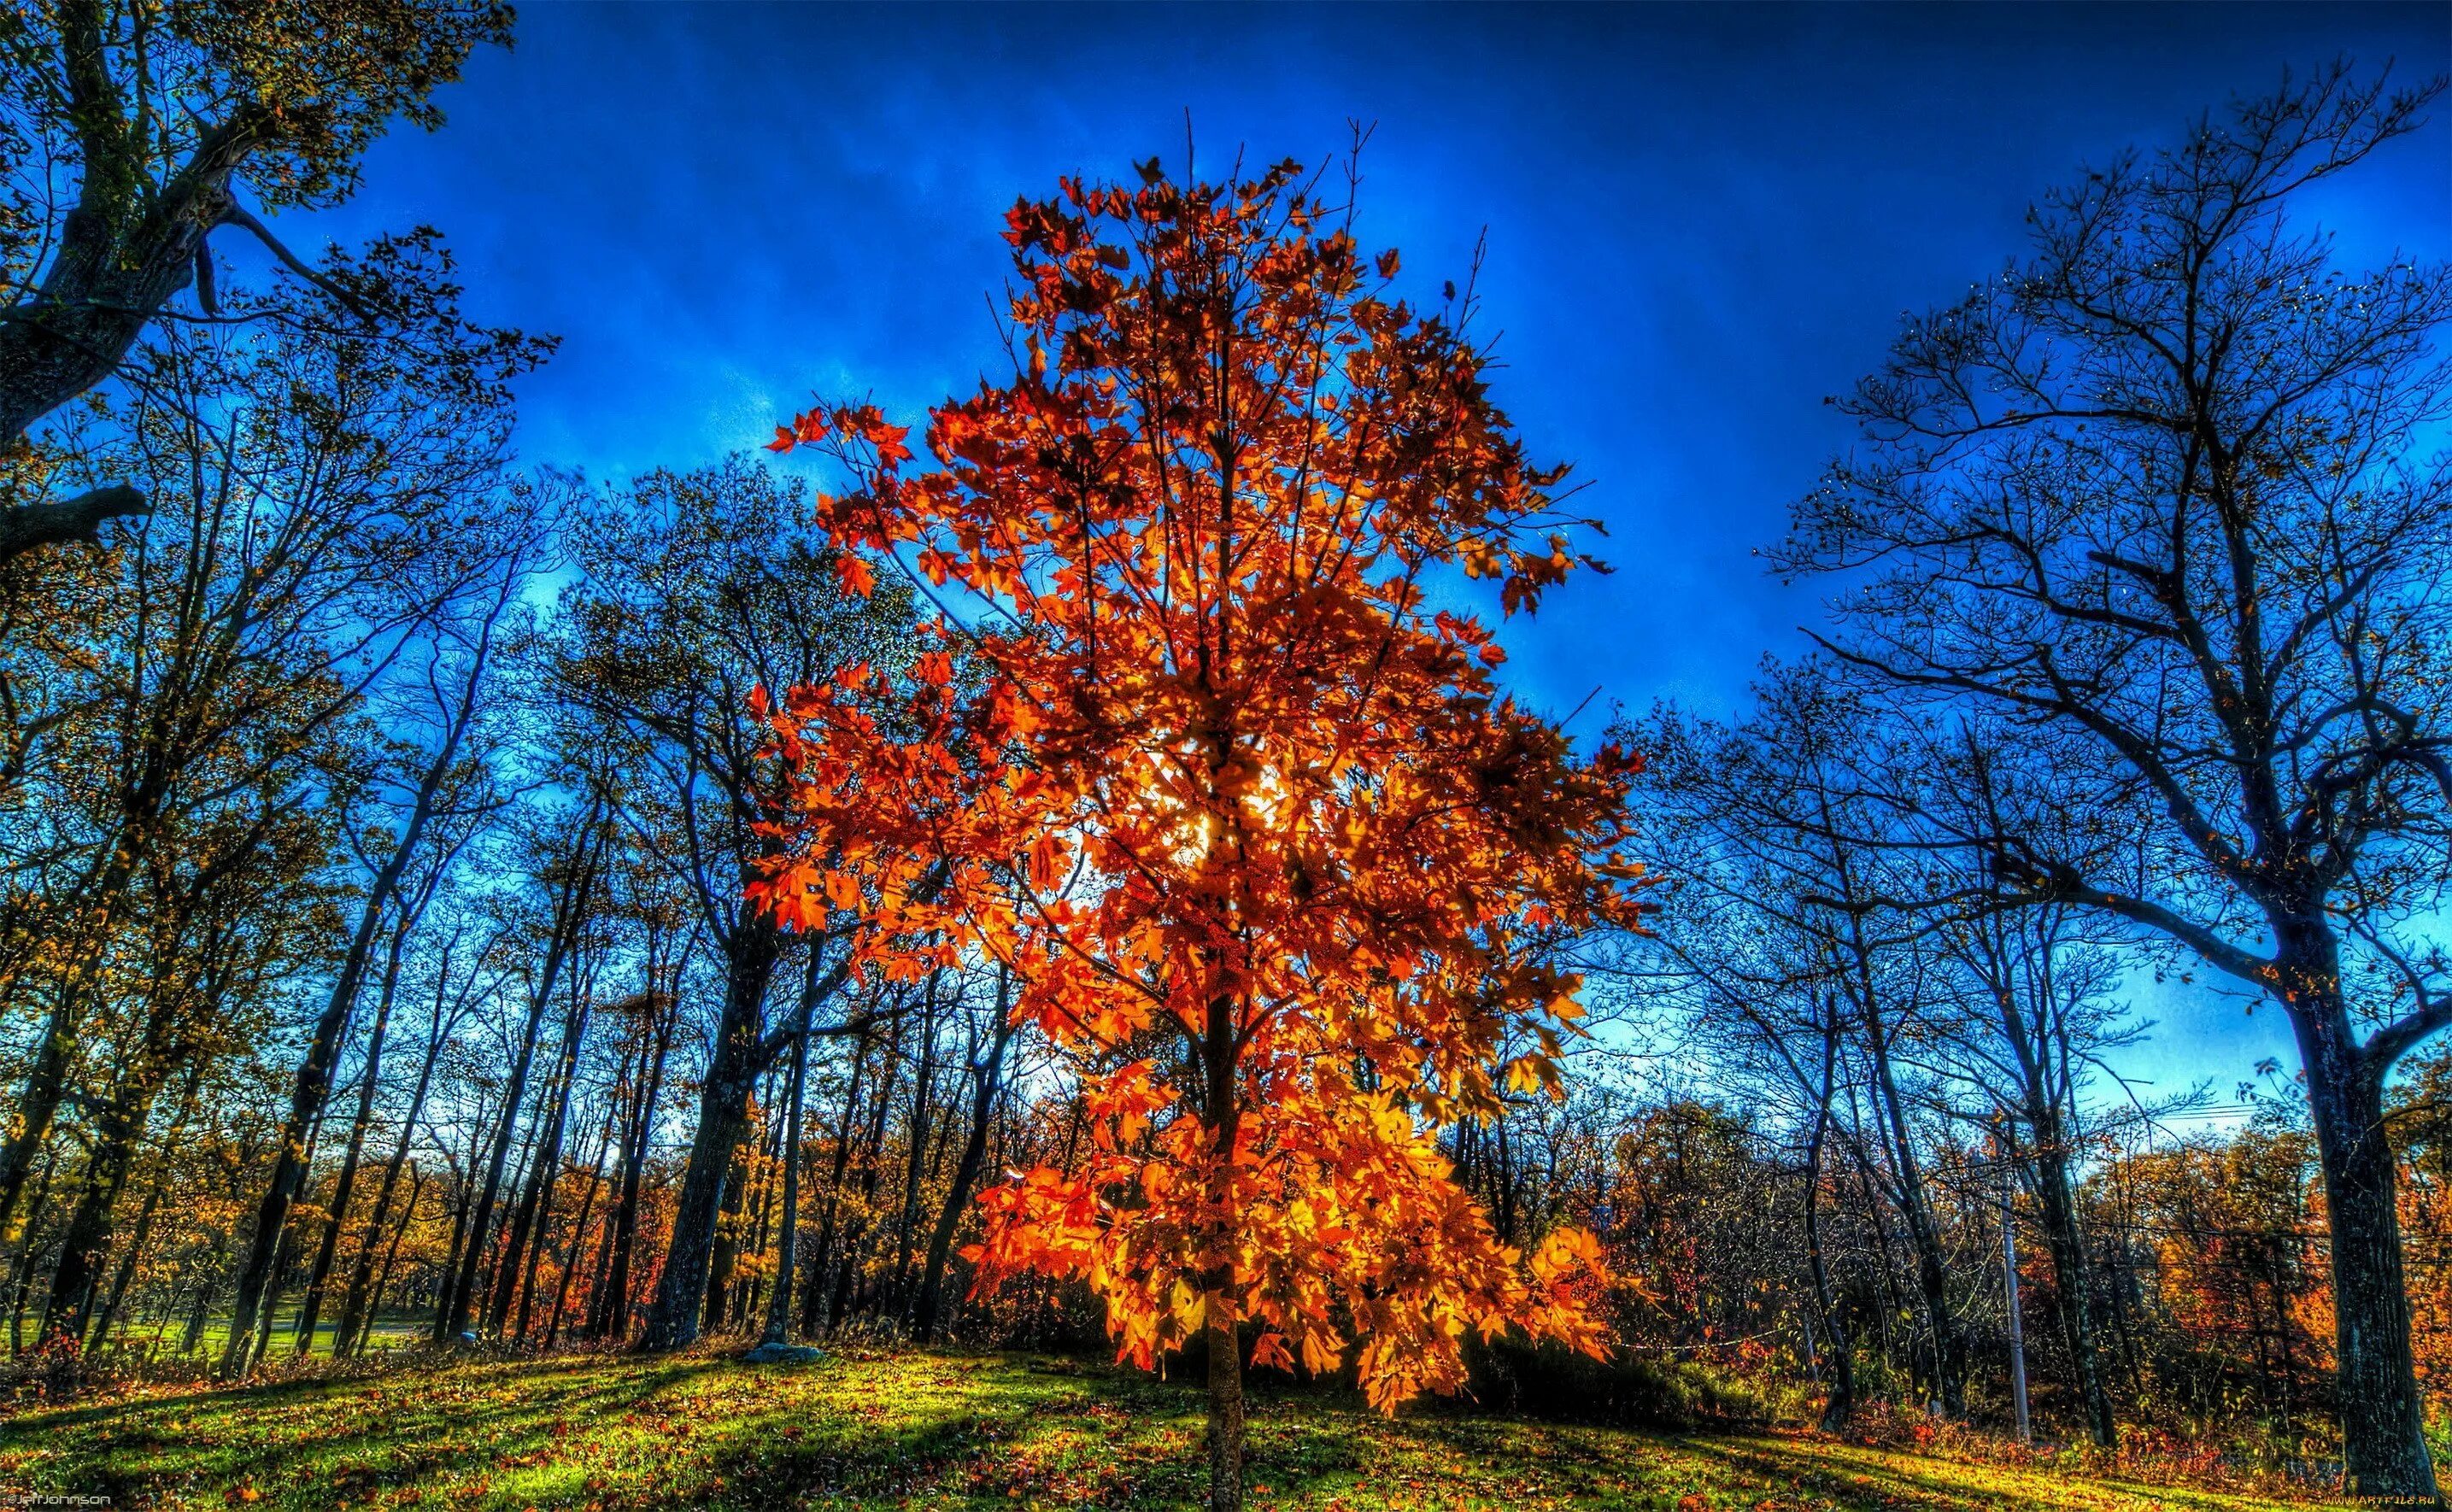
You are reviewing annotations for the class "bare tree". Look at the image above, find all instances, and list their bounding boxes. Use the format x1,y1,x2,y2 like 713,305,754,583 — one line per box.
1778,66,2452,1496
1628,669,1972,1417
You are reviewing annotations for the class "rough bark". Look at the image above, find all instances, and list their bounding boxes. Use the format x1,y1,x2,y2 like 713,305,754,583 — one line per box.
640,896,778,1351
2286,933,2437,1502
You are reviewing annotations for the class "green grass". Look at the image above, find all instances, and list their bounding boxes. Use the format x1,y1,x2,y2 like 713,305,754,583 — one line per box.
0,1346,2319,1511
91,1308,431,1362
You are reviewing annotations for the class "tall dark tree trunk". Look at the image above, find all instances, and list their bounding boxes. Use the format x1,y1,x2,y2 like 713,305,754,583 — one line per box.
221,934,374,1374
224,724,483,1377
641,898,778,1351
758,1017,810,1349
803,1024,874,1339
37,1052,183,1347
1200,992,1245,1512
87,1163,170,1355
1852,958,1963,1416
3,1145,61,1355
2027,1107,2114,1446
491,963,594,1339
428,1145,478,1342
704,1147,753,1335
509,1134,560,1341
91,1062,209,1354
1804,1028,1855,1433
545,1111,616,1349
0,839,146,1249
889,973,945,1318
2287,937,2436,1503
358,1165,425,1355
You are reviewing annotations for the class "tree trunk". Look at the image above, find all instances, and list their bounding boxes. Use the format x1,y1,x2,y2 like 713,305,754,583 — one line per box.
38,1063,177,1345
889,974,945,1319
492,969,592,1339
546,1112,616,1349
1853,966,1963,1416
442,991,547,1342
641,900,778,1351
1200,991,1246,1512
1804,1028,1854,1433
86,1163,169,1354
759,1019,809,1348
2289,952,2437,1503
0,841,144,1247
224,746,475,1376
2027,1112,2115,1446
592,987,676,1343
360,1164,425,1355
3,1146,58,1355
803,1025,874,1338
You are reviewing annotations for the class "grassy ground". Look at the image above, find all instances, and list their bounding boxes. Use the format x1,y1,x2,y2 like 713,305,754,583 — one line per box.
0,1345,2323,1512
95,1309,433,1362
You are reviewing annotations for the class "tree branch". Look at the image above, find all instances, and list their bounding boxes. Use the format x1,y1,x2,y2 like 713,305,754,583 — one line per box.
0,482,150,558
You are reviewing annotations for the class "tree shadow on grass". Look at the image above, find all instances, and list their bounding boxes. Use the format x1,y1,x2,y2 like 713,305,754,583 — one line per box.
3,1355,728,1509
0,1350,1921,1512
635,1355,1205,1510
1,1350,625,1433
618,1355,1376,1511
1675,1433,2289,1512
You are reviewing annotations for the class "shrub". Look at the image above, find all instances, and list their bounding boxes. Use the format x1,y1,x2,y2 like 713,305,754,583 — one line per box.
1461,1335,1772,1431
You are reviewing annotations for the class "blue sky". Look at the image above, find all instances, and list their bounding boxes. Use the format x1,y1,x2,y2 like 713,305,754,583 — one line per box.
287,1,2451,1113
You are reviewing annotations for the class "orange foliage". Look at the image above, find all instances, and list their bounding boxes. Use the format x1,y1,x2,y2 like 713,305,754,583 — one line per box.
753,160,1646,1411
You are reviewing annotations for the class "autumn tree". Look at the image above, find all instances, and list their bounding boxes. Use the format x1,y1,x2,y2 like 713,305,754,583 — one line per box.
758,158,1640,1512
1777,66,2452,1497
0,234,543,1287
0,0,513,560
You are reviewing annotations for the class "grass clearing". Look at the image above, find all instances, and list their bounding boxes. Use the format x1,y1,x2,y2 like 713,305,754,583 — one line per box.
0,1346,2324,1511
